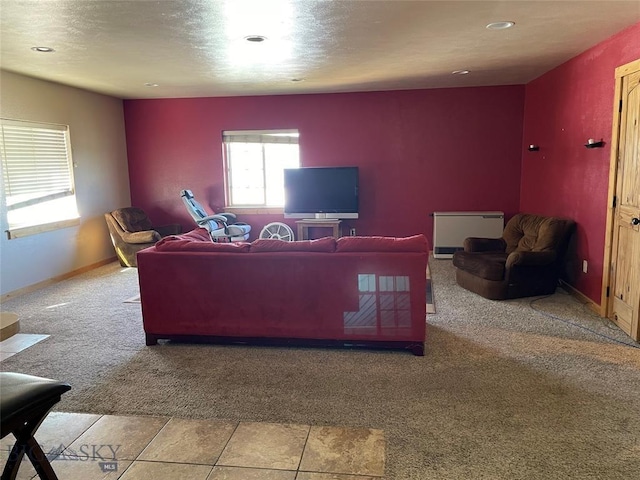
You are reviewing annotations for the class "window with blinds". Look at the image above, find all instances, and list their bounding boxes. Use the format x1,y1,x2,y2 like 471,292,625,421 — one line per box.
223,129,300,208
1,119,79,236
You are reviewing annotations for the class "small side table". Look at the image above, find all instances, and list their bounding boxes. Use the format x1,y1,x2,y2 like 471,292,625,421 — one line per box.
296,220,342,240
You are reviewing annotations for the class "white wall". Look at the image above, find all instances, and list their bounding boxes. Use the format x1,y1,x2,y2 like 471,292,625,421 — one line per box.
0,71,131,295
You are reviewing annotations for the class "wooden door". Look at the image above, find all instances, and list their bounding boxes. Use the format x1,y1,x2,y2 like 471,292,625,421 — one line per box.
605,59,640,341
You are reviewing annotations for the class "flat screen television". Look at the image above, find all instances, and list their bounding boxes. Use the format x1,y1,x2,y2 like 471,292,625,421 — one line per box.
284,166,359,219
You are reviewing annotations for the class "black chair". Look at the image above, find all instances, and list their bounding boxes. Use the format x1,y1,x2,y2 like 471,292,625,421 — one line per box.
1,372,71,480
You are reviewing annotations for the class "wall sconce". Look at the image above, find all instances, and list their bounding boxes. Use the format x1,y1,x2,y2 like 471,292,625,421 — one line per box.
527,144,540,152
585,138,605,148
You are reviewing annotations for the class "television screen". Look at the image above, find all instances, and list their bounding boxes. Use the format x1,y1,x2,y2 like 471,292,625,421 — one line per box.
284,167,359,219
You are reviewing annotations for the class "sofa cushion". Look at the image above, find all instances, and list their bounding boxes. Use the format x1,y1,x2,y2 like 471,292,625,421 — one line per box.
156,240,251,252
112,207,153,233
126,230,162,244
503,214,568,254
181,228,211,241
155,228,251,252
155,227,209,245
250,237,336,253
335,235,428,253
452,251,508,281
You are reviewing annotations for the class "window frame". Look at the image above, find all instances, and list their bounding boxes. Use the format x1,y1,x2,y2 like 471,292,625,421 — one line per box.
222,129,300,211
1,118,80,239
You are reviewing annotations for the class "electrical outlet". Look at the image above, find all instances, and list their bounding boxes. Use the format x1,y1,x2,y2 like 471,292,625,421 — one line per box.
350,228,356,236
582,260,588,273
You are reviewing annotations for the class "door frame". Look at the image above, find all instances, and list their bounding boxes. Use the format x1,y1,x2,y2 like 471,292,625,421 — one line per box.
600,58,640,316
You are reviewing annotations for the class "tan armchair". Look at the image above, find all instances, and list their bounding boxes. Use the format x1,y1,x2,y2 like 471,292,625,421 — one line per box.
105,207,182,267
452,213,575,300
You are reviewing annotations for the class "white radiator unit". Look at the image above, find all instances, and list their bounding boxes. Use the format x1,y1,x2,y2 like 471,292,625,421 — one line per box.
433,211,504,259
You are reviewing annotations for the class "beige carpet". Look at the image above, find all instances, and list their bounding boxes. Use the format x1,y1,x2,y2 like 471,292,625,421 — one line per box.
2,257,639,479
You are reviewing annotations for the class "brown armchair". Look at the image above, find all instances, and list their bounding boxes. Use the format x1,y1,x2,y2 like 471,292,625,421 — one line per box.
105,207,182,267
452,213,575,300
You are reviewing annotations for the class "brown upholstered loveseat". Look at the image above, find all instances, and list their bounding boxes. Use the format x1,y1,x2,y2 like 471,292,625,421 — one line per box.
105,207,182,267
452,213,575,300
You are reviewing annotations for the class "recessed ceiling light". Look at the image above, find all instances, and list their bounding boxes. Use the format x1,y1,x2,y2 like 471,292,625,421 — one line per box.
486,21,515,30
31,46,55,53
144,83,159,87
452,70,470,75
245,35,267,43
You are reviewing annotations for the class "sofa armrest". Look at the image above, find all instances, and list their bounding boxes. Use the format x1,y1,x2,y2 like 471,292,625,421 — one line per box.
154,224,183,237
123,230,162,244
463,237,506,253
506,250,557,269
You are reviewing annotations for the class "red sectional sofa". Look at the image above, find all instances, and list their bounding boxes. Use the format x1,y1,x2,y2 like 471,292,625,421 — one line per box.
137,229,428,355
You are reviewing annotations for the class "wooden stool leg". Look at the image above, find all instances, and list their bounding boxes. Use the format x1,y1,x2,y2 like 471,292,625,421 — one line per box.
2,403,61,480
24,437,58,480
2,437,59,480
2,442,26,480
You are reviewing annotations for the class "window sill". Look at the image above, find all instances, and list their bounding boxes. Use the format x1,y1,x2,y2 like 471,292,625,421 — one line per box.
6,217,80,240
224,207,284,215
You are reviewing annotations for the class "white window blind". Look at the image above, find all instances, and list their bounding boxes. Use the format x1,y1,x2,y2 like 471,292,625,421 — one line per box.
1,119,74,211
223,130,299,145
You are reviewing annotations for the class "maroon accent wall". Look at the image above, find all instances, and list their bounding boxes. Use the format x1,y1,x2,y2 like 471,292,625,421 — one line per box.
124,86,524,245
521,22,640,303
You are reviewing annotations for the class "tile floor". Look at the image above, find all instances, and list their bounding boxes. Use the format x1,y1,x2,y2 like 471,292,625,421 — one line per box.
0,333,49,361
1,412,385,479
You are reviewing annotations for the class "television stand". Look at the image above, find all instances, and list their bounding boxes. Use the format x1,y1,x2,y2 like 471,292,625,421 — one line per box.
296,219,342,240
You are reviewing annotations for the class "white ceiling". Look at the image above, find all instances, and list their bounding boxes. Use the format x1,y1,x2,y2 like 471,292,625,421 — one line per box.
1,1,639,100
